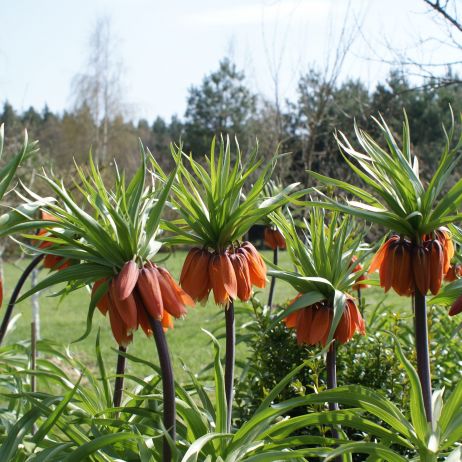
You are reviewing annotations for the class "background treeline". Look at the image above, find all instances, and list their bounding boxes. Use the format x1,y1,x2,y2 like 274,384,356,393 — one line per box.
3,59,462,194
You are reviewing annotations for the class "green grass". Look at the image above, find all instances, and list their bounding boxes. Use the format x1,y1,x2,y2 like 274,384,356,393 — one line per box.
1,251,295,381
1,250,411,383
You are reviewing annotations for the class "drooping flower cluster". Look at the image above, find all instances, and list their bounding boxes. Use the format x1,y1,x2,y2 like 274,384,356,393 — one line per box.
93,261,194,346
350,256,369,291
264,227,286,250
446,264,462,317
36,211,73,271
37,237,72,271
369,229,454,296
284,295,365,345
449,298,462,316
180,241,266,305
444,264,461,282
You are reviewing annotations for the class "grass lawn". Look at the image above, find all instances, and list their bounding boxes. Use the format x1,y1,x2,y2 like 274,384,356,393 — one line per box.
1,250,410,383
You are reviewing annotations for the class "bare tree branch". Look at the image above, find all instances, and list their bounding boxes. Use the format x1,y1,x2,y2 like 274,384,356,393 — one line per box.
423,0,462,34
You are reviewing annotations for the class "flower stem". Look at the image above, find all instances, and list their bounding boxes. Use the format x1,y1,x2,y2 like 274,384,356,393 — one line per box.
414,289,433,422
326,341,341,462
225,299,235,432
31,321,37,394
145,308,176,462
113,346,127,408
357,287,362,314
31,321,38,435
267,247,278,310
326,342,338,411
0,255,44,346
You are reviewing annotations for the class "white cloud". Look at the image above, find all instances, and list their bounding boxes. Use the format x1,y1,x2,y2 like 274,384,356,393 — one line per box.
182,0,330,27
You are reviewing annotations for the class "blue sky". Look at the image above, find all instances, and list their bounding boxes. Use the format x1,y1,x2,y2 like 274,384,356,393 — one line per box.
1,0,458,121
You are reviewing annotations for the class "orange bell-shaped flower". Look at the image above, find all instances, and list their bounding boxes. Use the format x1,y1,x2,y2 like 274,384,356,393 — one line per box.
229,253,252,301
284,296,365,346
209,253,238,305
180,248,211,302
449,295,462,316
445,264,461,282
237,242,267,289
92,261,193,347
264,227,286,250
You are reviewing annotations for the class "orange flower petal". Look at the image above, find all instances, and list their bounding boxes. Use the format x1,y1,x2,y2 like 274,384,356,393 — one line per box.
180,248,200,284
43,254,63,269
320,309,333,346
92,278,110,315
209,253,237,305
57,259,72,271
180,249,211,302
436,229,454,274
38,239,53,250
158,266,194,307
296,307,314,345
220,254,238,300
284,310,298,329
239,242,266,288
444,238,455,273
115,261,139,300
428,240,443,295
264,228,286,249
230,253,252,301
110,281,138,334
161,311,174,332
393,242,412,296
379,242,395,292
369,236,398,274
335,305,352,344
264,227,277,250
284,294,302,328
275,229,286,249
308,308,331,345
155,266,188,318
444,264,461,282
412,245,430,295
348,298,365,335
108,303,133,347
136,297,153,337
137,267,164,320
40,210,59,222
449,295,462,316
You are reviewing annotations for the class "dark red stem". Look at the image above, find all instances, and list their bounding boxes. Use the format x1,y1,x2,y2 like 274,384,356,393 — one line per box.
144,307,176,461
225,299,235,432
414,289,433,422
326,342,341,462
0,255,44,346
31,321,37,394
267,247,278,310
113,345,127,408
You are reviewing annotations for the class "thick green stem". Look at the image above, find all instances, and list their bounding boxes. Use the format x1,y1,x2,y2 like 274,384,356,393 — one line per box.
0,255,44,346
414,289,433,422
267,247,278,310
225,299,235,432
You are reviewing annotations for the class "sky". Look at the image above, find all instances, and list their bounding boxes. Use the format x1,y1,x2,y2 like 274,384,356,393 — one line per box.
1,0,460,122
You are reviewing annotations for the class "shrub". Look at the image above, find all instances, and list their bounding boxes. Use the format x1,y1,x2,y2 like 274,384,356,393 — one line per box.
235,295,462,424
